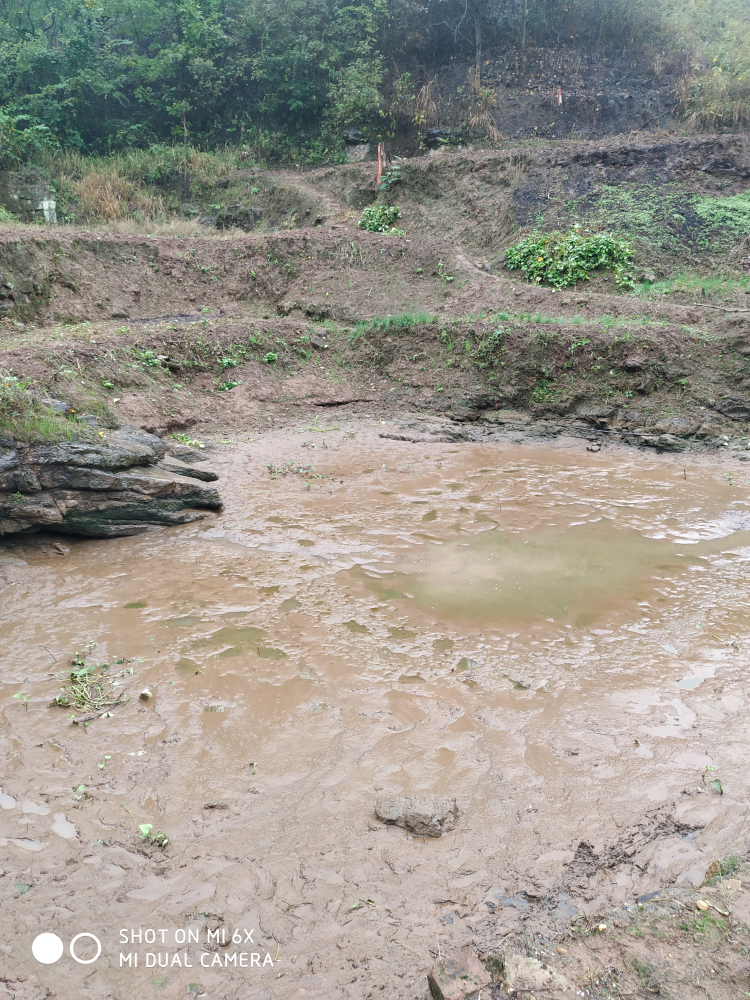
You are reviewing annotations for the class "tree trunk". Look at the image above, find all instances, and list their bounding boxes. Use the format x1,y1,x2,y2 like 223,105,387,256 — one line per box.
521,0,528,69
475,14,481,85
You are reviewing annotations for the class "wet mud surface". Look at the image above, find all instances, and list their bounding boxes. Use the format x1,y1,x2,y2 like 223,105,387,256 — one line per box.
1,425,750,999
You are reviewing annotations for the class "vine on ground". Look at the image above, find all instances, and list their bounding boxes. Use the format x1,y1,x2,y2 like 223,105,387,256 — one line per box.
505,227,636,289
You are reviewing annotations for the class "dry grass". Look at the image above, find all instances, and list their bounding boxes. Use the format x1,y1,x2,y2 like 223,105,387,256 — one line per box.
67,168,164,222
94,217,211,237
681,74,750,132
468,88,503,142
414,79,438,128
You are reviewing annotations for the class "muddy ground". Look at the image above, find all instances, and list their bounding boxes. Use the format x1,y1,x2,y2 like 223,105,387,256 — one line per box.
1,426,750,1000
1,132,750,1000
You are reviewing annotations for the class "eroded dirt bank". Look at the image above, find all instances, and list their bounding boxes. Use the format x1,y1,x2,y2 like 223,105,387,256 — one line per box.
1,424,750,1000
0,226,749,460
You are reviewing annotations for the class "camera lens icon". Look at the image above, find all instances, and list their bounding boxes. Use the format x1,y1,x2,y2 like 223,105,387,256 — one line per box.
32,932,101,965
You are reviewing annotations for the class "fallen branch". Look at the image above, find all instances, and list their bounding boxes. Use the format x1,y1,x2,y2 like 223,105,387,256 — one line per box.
691,302,750,313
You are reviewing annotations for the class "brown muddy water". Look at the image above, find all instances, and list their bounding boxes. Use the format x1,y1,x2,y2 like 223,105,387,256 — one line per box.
1,423,749,1000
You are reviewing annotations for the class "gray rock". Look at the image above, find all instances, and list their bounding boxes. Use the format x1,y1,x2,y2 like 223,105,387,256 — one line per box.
655,433,690,452
653,417,700,437
575,405,617,428
0,425,221,537
164,442,205,463
715,397,750,421
43,398,74,416
159,454,218,482
622,356,646,371
375,794,458,838
343,129,368,145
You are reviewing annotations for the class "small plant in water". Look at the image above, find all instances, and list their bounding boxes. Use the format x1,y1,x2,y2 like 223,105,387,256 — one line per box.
505,226,636,289
51,643,131,719
138,823,169,847
171,432,204,448
267,461,316,479
121,805,169,847
12,691,30,710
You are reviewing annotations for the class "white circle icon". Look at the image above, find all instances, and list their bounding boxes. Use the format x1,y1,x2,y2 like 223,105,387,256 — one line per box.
70,932,102,964
32,933,64,965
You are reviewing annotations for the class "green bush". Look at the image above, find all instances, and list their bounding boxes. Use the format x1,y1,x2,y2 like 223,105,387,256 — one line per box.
358,204,403,234
505,227,635,289
0,370,32,419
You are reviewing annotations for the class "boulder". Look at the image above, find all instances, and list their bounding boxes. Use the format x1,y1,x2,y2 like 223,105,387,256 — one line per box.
575,405,617,428
653,417,701,437
0,424,222,537
375,794,458,838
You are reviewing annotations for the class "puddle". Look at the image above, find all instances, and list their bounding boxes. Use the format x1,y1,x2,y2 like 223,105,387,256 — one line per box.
1,431,749,997
353,522,703,626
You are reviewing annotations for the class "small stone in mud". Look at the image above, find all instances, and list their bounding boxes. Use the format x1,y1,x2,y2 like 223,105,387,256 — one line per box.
587,443,601,452
203,801,229,810
139,689,152,701
375,794,457,838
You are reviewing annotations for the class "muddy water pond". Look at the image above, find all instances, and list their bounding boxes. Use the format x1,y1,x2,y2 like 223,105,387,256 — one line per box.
1,426,749,999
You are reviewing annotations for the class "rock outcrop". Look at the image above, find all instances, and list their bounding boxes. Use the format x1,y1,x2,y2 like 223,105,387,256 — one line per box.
0,425,222,537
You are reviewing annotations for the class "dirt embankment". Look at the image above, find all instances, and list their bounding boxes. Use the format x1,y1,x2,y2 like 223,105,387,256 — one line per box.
0,132,748,458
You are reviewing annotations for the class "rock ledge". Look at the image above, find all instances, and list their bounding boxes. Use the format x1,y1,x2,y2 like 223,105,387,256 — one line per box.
0,425,222,537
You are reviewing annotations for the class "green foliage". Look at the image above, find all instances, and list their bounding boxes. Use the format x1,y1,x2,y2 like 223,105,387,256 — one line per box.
505,227,636,289
693,191,750,234
138,824,169,847
351,311,432,341
0,369,32,419
0,0,748,163
378,162,401,191
0,109,57,166
474,328,507,368
565,183,750,258
171,432,204,448
0,0,390,158
326,58,384,130
0,368,97,443
359,204,403,233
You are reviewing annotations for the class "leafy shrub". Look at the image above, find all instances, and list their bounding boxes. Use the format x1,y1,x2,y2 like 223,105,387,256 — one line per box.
359,204,403,234
0,109,58,167
505,227,635,289
326,58,384,130
0,369,32,419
